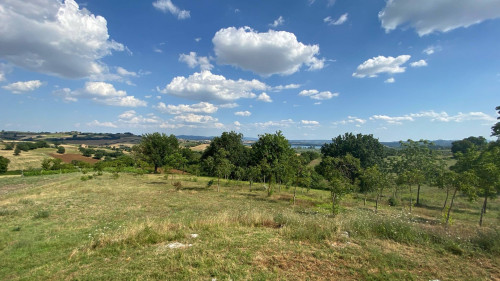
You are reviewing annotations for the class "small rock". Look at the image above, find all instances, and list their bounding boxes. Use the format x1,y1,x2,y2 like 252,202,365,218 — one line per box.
340,231,349,238
190,233,199,238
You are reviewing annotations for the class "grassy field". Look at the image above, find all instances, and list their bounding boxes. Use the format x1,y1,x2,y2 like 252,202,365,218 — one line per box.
0,147,56,171
0,172,499,280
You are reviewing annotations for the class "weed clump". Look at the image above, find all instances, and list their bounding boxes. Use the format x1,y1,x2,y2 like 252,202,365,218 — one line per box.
33,210,50,219
173,181,182,191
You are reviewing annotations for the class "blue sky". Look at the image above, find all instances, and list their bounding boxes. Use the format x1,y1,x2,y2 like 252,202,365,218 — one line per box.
0,0,499,141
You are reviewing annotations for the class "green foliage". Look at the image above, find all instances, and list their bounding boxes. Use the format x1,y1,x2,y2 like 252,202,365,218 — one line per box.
3,142,14,150
57,146,65,154
491,105,500,137
471,229,500,254
201,131,250,171
451,136,487,157
0,155,10,173
135,132,179,173
321,133,385,168
299,150,321,163
14,146,21,156
173,181,182,190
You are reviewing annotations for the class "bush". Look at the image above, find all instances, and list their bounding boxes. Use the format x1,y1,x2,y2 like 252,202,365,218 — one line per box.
57,146,65,154
471,230,500,254
388,196,401,206
33,210,50,219
0,156,10,174
206,179,215,188
173,181,182,190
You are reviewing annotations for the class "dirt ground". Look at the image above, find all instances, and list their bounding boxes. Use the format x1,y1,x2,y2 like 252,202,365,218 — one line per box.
50,153,99,164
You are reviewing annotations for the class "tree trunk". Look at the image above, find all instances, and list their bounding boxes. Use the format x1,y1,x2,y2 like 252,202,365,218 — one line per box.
446,188,458,225
293,185,297,205
442,188,450,212
331,191,337,215
409,185,413,214
217,177,220,193
479,195,488,226
154,165,158,173
375,193,380,213
416,184,421,206
364,194,367,206
249,180,253,191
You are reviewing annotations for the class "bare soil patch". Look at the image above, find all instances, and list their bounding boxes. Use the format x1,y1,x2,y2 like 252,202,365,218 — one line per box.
50,153,99,164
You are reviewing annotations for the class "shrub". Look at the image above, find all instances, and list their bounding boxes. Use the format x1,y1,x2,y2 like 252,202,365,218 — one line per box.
388,196,400,206
33,210,50,219
57,146,65,154
0,156,10,174
173,181,182,190
471,230,500,254
206,179,214,188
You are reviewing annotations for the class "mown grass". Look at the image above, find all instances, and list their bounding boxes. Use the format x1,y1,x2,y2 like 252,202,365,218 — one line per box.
0,172,499,280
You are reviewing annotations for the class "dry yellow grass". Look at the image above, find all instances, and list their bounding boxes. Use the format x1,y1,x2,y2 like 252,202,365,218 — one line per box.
0,148,54,170
190,143,210,152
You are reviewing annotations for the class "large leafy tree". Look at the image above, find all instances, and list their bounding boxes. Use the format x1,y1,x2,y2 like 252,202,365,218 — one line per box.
320,133,385,168
201,131,250,172
360,164,393,212
451,136,487,157
251,131,295,196
134,133,179,173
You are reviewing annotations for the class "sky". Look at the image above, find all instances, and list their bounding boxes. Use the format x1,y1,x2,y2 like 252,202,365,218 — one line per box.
0,0,499,141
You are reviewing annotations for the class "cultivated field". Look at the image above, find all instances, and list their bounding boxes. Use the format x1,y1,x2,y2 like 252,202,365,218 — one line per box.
0,172,498,280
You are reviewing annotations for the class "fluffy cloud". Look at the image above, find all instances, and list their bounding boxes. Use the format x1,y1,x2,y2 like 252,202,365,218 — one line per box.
333,116,367,126
370,110,496,125
301,120,320,125
379,0,500,36
353,55,411,78
2,80,43,94
299,89,338,100
0,0,124,79
212,27,324,76
174,114,218,124
179,52,213,71
269,16,284,27
219,103,239,108
154,102,218,114
152,0,190,19
55,82,147,107
116,67,138,77
235,111,251,116
271,84,301,91
87,120,118,128
157,70,266,102
118,110,160,124
324,13,348,25
257,93,272,103
410,60,428,67
423,46,441,55
385,77,395,83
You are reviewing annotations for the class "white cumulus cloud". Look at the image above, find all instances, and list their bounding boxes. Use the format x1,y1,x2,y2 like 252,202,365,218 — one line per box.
154,102,218,115
353,55,411,78
235,111,251,116
213,27,324,76
385,77,395,83
152,0,190,19
179,52,213,71
0,0,124,79
410,60,428,67
379,0,500,36
369,110,496,125
157,70,266,102
54,82,147,107
301,120,320,125
299,89,338,100
2,80,43,94
174,114,218,124
87,120,118,128
257,93,272,103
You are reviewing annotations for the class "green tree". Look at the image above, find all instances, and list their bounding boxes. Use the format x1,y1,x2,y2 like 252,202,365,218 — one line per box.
14,146,21,156
451,136,487,157
57,146,65,154
491,105,500,138
135,133,179,173
251,131,295,196
360,164,393,212
316,155,360,215
0,156,10,173
398,139,436,207
246,165,261,191
201,131,250,174
3,142,14,150
321,133,385,168
475,147,500,226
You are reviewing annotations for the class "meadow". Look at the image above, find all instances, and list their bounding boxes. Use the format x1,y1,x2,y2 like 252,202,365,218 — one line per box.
1,171,499,280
